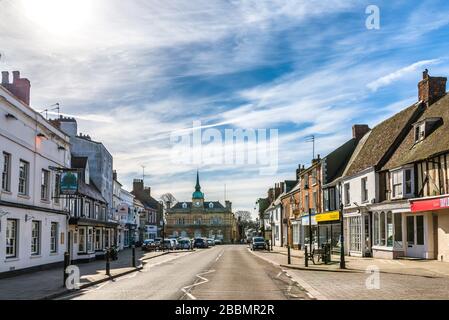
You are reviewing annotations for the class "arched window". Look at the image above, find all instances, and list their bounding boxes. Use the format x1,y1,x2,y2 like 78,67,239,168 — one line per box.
182,202,187,209
209,202,214,208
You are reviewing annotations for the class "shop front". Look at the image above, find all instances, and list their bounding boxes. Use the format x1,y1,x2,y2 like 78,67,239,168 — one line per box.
301,213,317,251
316,211,341,254
344,208,372,257
410,195,449,261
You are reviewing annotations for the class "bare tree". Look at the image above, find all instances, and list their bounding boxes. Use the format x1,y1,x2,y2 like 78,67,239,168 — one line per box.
235,210,253,222
160,193,177,208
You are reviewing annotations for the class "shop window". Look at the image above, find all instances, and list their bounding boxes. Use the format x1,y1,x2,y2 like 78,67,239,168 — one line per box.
373,212,379,246
349,216,362,252
394,212,403,248
387,212,393,247
379,212,386,246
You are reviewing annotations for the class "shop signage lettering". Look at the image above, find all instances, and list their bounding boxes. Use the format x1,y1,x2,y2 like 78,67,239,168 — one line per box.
410,196,449,212
316,211,340,222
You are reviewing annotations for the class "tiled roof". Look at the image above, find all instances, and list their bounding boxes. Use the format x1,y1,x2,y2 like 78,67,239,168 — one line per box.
344,103,422,177
382,94,449,170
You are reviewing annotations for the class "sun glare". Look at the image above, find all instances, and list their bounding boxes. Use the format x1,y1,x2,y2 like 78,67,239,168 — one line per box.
21,0,93,34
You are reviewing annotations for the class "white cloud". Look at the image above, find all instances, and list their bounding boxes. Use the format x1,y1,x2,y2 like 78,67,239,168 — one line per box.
367,59,441,92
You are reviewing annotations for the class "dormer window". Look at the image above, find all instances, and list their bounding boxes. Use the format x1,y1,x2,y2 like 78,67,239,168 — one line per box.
414,123,425,143
414,118,443,143
209,202,214,209
182,202,187,209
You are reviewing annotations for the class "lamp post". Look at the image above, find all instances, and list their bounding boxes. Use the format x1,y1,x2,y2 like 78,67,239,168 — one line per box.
339,183,346,269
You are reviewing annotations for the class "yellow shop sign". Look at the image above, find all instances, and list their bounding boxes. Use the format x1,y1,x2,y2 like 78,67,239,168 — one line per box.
316,211,340,222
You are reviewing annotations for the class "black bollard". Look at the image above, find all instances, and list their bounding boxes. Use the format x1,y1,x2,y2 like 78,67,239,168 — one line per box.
105,249,111,276
304,245,308,267
287,245,291,265
63,251,70,287
132,245,136,268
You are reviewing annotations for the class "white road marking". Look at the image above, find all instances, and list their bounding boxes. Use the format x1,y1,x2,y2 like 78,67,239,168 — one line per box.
181,269,216,300
247,248,326,300
215,250,224,261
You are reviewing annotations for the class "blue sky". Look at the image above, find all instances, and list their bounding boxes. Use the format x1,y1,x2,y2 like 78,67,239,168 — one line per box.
1,0,449,215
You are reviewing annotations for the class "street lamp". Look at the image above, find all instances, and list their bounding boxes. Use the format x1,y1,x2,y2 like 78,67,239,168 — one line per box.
338,182,346,269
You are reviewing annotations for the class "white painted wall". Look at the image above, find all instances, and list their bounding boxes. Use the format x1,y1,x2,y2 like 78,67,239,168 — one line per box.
340,168,377,210
0,87,71,273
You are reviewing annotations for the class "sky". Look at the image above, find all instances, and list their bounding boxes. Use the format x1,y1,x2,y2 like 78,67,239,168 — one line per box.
1,0,449,217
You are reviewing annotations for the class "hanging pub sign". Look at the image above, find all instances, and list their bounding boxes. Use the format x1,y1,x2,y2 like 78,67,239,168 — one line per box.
60,171,79,195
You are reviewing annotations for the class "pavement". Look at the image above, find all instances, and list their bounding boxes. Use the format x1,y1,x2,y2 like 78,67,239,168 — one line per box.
58,245,310,300
0,247,173,300
260,246,449,278
250,247,449,300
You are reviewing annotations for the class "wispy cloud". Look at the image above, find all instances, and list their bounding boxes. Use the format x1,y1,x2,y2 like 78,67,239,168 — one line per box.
367,59,442,92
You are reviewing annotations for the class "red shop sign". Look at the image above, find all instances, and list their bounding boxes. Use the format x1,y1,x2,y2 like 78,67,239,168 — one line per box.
410,196,449,212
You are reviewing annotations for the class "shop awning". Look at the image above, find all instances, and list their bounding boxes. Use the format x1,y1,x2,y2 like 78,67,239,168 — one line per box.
316,211,340,223
410,195,449,213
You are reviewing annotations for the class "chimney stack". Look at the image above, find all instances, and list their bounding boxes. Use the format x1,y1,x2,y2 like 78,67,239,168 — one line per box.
296,164,302,181
133,179,144,194
0,70,31,105
2,71,8,85
352,124,370,140
418,69,447,106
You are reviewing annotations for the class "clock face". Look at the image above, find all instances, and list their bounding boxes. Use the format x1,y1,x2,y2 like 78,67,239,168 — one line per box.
195,201,200,207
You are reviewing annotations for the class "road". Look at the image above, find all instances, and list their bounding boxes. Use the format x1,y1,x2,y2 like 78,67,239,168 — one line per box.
59,245,309,300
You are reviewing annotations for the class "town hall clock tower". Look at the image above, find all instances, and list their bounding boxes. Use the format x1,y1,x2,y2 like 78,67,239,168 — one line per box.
191,171,204,210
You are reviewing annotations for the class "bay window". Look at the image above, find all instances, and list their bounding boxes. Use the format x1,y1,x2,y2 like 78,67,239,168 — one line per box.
373,211,403,249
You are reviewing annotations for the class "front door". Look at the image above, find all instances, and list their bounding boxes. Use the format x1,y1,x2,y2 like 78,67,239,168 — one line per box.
406,215,425,258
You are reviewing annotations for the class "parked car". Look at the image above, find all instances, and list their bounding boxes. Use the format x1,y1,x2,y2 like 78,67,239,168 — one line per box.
214,239,222,245
251,237,267,250
207,238,215,246
194,237,208,248
141,239,155,251
161,239,175,250
177,238,192,250
169,238,178,249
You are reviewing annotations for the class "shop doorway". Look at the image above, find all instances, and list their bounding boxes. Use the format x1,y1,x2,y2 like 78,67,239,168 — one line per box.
406,215,425,258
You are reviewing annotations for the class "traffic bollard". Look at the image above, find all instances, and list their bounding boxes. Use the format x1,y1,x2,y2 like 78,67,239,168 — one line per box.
132,245,136,268
63,251,70,287
287,245,291,265
304,246,308,267
105,249,111,276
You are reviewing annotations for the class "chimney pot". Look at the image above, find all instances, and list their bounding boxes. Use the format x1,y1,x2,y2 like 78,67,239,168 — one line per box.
12,71,20,82
1,71,9,84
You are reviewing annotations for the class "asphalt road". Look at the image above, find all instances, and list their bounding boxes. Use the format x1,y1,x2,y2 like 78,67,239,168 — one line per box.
59,245,308,300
